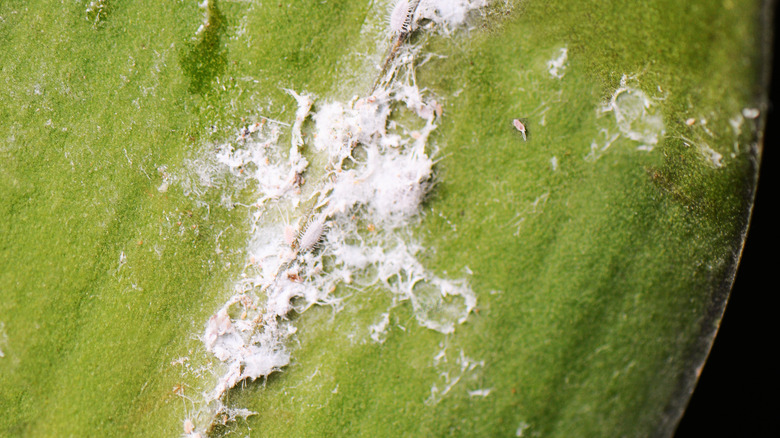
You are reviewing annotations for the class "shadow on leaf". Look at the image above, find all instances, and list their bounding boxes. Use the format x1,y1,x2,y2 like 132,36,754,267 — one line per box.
180,0,228,95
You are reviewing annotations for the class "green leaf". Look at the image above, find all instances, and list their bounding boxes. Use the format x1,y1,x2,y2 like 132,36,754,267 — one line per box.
0,0,767,436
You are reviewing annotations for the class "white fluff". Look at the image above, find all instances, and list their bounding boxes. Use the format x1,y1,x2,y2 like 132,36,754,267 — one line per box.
547,47,568,79
177,0,491,432
416,0,487,31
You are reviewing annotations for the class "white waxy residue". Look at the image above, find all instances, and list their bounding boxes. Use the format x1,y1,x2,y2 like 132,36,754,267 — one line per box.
386,0,486,38
415,0,488,33
369,313,392,343
681,135,724,169
600,75,665,151
178,1,488,434
516,422,531,437
700,143,723,168
468,388,492,397
742,107,760,119
426,348,485,405
586,75,665,161
547,47,568,79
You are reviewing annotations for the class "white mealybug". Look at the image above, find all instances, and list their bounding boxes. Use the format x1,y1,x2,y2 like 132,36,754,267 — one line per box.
295,213,328,254
389,0,415,35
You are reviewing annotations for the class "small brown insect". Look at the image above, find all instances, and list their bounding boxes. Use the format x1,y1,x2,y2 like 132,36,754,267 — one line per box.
293,172,305,187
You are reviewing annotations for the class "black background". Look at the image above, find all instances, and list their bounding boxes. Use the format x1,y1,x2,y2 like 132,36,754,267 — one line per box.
674,10,778,437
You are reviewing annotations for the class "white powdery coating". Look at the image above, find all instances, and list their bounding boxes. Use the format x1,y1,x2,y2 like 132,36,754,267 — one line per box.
426,348,485,405
184,2,486,432
697,142,724,168
312,91,394,166
203,306,293,400
313,78,439,227
327,142,434,225
369,312,391,343
547,47,568,79
599,75,665,152
389,0,486,36
328,232,475,334
468,388,492,397
416,0,488,31
286,88,314,150
194,71,475,427
729,113,744,136
516,422,531,437
181,114,309,206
